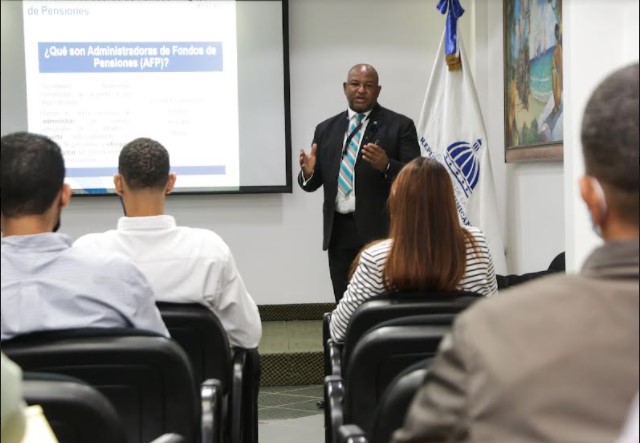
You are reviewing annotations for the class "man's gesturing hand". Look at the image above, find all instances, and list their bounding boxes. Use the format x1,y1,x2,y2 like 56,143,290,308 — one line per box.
361,142,389,172
299,143,318,179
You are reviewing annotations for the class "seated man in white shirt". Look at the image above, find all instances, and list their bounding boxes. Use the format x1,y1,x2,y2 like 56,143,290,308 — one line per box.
1,132,169,340
74,138,262,348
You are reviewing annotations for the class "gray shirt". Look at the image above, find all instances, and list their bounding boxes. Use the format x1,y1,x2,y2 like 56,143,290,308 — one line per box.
1,233,169,340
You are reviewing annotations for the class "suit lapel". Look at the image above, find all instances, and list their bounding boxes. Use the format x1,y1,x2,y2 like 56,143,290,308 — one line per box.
361,104,383,148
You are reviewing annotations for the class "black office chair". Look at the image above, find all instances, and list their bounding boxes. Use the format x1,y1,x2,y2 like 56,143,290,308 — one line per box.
496,251,565,289
22,373,185,443
23,372,127,443
323,292,478,442
337,360,430,443
372,358,430,443
325,320,452,443
3,328,221,443
324,291,479,378
156,302,260,443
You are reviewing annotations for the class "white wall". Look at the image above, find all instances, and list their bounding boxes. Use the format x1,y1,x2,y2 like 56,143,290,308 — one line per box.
10,0,591,303
61,0,474,305
563,0,639,271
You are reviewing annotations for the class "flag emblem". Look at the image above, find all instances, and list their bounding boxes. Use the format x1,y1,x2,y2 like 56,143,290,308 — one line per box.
444,139,481,198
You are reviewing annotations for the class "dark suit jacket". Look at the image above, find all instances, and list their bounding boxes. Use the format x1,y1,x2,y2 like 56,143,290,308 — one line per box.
298,104,420,250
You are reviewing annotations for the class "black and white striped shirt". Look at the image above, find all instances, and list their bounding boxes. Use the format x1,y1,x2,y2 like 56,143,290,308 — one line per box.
329,226,498,342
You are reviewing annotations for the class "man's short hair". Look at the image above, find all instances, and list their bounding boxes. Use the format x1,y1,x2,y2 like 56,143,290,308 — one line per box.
118,138,170,190
1,132,65,218
581,63,639,224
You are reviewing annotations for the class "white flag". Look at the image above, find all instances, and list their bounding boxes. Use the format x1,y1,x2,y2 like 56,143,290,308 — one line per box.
418,31,507,274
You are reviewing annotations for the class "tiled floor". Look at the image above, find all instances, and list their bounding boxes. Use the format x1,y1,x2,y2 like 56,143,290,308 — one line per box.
258,385,324,442
257,319,325,441
259,414,324,443
258,385,323,420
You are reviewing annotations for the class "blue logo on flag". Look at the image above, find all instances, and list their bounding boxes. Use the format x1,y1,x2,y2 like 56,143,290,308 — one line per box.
444,139,481,198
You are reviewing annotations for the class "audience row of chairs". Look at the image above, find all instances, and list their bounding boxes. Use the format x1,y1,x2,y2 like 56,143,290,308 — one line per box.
322,291,482,443
3,257,565,443
2,303,260,443
322,255,567,443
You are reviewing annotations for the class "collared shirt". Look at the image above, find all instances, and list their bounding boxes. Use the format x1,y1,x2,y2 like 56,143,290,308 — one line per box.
74,215,262,348
1,233,169,340
581,239,639,279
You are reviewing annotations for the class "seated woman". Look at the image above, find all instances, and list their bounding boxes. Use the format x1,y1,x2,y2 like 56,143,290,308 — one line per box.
329,157,498,342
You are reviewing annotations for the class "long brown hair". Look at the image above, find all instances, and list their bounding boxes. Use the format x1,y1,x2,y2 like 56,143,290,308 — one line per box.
383,157,477,292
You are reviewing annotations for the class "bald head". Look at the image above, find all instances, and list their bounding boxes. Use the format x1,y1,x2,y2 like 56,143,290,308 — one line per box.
347,64,379,84
343,64,382,112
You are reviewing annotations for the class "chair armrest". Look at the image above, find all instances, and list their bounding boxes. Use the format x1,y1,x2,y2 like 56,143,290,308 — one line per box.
242,348,260,443
325,375,345,443
230,349,247,443
148,433,185,443
201,378,223,443
229,347,259,443
323,312,332,376
328,339,344,377
338,424,368,443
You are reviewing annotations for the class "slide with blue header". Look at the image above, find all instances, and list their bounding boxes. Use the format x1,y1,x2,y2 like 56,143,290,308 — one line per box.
23,1,240,193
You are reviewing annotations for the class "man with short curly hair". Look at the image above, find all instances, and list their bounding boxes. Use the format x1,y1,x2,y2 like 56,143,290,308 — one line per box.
75,137,262,348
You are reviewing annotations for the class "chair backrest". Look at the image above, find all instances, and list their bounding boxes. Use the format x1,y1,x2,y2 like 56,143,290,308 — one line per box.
369,359,430,443
156,302,232,392
548,252,565,272
341,291,479,369
3,328,198,443
22,372,127,443
343,322,451,435
497,252,565,289
157,302,261,443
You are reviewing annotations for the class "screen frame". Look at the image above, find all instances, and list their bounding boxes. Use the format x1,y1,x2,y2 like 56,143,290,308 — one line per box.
14,0,293,197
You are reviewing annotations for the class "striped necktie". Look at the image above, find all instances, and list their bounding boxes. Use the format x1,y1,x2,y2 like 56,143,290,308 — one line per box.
338,113,365,197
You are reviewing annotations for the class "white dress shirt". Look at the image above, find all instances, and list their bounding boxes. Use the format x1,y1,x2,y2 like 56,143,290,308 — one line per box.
1,233,169,340
74,215,262,348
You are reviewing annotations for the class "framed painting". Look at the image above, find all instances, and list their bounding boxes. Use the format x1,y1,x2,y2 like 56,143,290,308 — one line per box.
504,0,563,162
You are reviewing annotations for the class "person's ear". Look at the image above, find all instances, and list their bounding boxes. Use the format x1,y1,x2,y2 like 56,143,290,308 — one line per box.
343,81,348,95
113,174,124,196
580,176,605,227
165,173,176,195
59,183,72,208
